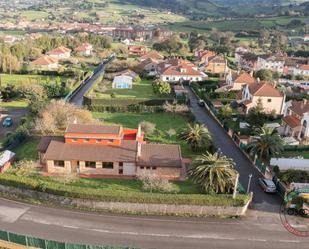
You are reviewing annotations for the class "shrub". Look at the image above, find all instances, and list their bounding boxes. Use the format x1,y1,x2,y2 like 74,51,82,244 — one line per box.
110,92,116,98
166,129,177,138
10,160,38,177
139,121,156,135
137,172,178,193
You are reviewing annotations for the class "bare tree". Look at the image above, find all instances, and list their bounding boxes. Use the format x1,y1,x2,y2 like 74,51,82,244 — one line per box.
163,100,189,118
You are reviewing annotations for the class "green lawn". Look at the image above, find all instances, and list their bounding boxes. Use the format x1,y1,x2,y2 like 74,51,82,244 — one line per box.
0,100,28,108
93,80,170,100
19,10,49,21
92,112,195,157
281,150,309,159
13,138,40,161
0,74,68,87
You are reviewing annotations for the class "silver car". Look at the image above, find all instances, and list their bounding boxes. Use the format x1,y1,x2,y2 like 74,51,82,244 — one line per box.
258,178,277,193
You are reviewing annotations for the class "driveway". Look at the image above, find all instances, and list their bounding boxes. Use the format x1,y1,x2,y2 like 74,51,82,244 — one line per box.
186,87,282,212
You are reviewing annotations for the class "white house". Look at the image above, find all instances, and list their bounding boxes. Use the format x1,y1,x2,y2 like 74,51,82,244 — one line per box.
47,46,71,59
293,64,309,77
31,56,59,70
256,55,285,73
75,43,93,56
112,75,133,89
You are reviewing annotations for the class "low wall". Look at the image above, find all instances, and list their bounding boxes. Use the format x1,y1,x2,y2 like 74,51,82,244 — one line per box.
0,184,252,217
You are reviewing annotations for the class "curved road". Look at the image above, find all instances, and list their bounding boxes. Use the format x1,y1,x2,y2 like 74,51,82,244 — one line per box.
186,87,282,212
0,198,308,249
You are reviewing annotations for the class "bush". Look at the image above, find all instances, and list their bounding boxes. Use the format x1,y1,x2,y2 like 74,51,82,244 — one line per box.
0,173,249,206
137,172,178,193
139,121,156,135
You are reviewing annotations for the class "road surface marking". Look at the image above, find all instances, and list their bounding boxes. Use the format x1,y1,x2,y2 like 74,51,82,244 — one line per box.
0,205,29,223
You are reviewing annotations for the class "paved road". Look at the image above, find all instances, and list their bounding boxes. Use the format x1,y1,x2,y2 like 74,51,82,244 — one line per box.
186,87,282,212
0,198,308,249
69,56,114,106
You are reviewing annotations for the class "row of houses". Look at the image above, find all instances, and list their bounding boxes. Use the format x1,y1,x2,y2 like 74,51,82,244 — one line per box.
235,47,309,76
31,43,93,70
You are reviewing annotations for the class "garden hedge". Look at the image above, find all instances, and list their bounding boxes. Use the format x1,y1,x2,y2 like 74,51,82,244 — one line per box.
0,174,249,207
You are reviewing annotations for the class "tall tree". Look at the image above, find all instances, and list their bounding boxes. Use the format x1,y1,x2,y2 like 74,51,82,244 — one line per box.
189,152,237,194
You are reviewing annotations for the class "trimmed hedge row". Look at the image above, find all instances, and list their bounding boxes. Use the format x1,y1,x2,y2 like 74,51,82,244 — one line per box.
0,174,249,207
87,105,164,113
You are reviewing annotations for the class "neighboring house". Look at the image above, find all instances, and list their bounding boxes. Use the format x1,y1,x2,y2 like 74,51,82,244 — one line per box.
241,82,285,115
115,69,138,81
158,59,207,83
283,57,308,76
128,45,147,56
204,55,228,75
235,51,258,71
38,124,183,179
282,100,309,140
140,50,164,61
293,64,309,77
225,71,256,91
256,55,285,73
195,50,216,66
0,150,15,173
112,75,133,89
75,43,93,56
31,56,59,70
47,46,71,59
137,58,160,76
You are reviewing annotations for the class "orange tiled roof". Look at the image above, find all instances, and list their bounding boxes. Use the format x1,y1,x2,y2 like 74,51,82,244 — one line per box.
162,65,205,77
233,72,256,84
300,64,309,71
289,100,309,116
48,46,71,55
282,115,301,128
32,56,58,65
249,82,283,97
75,43,92,52
141,51,164,61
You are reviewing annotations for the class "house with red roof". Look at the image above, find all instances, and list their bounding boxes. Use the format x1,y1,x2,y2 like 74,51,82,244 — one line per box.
225,71,256,91
31,56,59,70
204,55,229,74
282,100,309,141
241,81,285,115
75,43,93,56
47,46,71,59
128,45,147,56
294,64,309,78
195,50,216,66
38,124,183,179
140,50,164,61
158,59,207,83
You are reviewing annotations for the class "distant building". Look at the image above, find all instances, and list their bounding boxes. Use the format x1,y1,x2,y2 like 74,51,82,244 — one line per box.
140,51,164,62
31,56,59,70
256,55,285,73
128,45,147,56
47,46,71,60
204,55,228,75
293,64,309,77
75,43,93,56
225,71,256,91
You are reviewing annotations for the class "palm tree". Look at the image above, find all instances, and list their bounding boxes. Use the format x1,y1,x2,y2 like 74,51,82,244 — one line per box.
247,126,284,163
188,152,237,194
178,123,212,151
219,104,233,124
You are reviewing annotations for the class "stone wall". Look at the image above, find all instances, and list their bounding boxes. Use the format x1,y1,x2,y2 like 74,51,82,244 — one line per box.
0,184,252,217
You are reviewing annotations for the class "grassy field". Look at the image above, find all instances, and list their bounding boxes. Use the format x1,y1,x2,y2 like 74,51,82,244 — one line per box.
165,16,308,33
0,100,28,108
0,74,68,87
92,112,195,157
19,10,49,21
93,79,171,100
281,150,309,159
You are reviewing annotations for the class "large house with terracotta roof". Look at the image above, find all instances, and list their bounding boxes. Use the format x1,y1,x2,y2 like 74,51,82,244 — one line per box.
31,56,59,70
158,59,207,83
128,45,147,56
241,82,285,115
195,50,216,66
282,100,309,140
38,124,183,179
47,46,71,59
204,55,228,75
75,43,93,56
225,71,256,91
140,50,164,62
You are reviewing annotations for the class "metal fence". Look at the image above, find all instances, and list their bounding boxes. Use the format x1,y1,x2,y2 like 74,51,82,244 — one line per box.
0,230,138,249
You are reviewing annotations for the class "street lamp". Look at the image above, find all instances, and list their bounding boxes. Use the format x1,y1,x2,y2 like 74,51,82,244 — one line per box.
247,174,253,193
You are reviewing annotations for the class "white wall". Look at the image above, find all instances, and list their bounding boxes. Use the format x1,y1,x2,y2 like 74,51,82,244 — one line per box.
270,158,309,171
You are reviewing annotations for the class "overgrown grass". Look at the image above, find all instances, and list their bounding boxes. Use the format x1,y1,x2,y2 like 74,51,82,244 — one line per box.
0,100,28,108
13,138,40,161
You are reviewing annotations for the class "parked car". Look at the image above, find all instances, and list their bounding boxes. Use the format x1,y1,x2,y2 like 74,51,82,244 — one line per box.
258,178,277,193
2,117,13,128
198,99,205,107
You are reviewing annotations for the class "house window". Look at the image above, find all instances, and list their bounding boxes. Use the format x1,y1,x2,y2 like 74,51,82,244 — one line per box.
119,162,123,167
103,162,113,169
140,166,144,169
54,160,65,167
267,99,272,103
152,167,157,170
72,139,77,142
96,139,102,143
84,138,90,142
85,161,96,168
108,139,114,143
146,166,151,170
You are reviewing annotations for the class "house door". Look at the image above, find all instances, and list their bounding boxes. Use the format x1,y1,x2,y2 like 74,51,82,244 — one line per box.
123,163,136,176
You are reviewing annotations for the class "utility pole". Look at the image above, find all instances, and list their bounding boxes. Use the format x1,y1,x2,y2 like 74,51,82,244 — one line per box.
233,173,239,199
247,174,253,194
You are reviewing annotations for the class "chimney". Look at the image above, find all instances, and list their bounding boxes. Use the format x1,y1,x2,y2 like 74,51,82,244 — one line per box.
304,99,307,105
257,77,260,84
137,124,141,140
250,71,253,77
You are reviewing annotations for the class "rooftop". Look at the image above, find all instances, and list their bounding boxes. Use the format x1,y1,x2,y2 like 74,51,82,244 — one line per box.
249,82,283,97
66,124,121,135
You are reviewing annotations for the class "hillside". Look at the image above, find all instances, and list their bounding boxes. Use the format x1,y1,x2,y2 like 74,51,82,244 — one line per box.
122,0,309,18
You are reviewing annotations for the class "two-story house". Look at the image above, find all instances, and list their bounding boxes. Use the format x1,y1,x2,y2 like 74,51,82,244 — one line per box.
38,124,183,179
282,100,309,140
241,82,285,115
47,46,71,60
128,45,147,56
205,55,229,75
31,56,59,70
225,71,256,91
256,55,285,73
75,43,93,56
195,50,216,66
